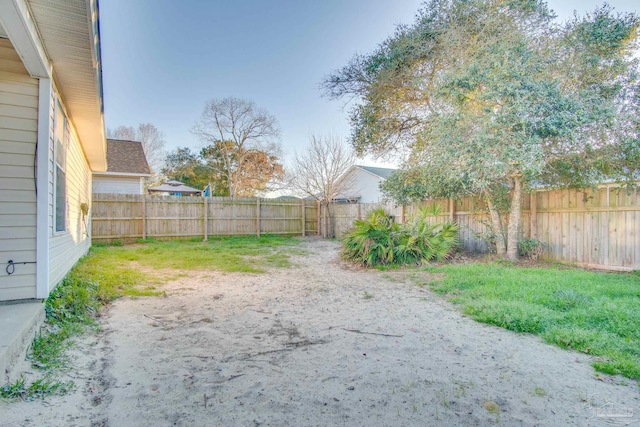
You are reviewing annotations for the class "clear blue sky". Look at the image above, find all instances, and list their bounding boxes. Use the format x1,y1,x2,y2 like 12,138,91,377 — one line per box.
100,0,639,169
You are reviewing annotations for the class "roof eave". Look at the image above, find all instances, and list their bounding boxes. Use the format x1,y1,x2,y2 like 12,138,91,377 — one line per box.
93,171,151,178
355,165,391,180
0,0,49,76
28,0,107,171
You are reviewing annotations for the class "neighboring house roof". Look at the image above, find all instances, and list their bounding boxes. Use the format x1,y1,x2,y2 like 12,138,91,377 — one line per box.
356,165,397,179
104,139,151,175
148,180,202,195
329,165,398,203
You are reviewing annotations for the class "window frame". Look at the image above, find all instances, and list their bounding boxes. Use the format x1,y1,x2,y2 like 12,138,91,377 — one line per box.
53,99,68,234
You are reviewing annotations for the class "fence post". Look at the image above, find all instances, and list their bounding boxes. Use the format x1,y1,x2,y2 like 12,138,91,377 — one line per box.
256,198,261,237
203,196,208,241
529,192,537,239
449,198,455,221
317,201,321,237
141,196,146,240
400,204,405,224
301,199,306,237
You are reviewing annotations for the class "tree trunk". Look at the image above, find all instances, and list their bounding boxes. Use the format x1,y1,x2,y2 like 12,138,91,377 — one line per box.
484,190,506,256
506,174,522,261
324,203,331,238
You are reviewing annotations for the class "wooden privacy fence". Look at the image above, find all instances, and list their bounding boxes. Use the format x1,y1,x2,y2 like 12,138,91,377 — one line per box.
328,184,639,272
92,185,639,271
91,194,318,242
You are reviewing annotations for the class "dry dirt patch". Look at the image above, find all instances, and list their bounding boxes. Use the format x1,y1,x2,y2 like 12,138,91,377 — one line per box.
2,238,639,426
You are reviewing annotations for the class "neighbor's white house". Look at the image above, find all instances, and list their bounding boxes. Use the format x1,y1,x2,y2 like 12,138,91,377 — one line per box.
0,0,106,302
335,165,396,203
92,139,151,194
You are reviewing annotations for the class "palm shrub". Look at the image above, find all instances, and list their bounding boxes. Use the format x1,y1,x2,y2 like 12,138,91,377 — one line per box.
395,206,459,264
341,209,400,266
341,206,458,266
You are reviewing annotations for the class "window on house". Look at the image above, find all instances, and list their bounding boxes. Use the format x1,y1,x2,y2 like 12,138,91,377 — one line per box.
54,101,67,233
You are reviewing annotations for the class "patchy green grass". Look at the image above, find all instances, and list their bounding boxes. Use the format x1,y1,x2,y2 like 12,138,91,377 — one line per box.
533,387,547,397
25,274,102,372
76,235,301,303
0,375,74,401
0,273,103,400
423,263,640,379
3,235,301,399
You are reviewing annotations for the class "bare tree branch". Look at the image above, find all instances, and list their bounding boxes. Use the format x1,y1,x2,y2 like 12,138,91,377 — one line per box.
192,97,282,197
107,123,167,183
287,135,357,203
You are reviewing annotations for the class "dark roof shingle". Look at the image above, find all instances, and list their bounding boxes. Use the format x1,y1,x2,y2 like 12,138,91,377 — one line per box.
106,139,151,175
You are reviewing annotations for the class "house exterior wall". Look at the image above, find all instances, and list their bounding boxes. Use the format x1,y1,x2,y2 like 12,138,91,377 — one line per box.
93,175,143,194
339,168,385,203
0,38,38,301
47,87,91,290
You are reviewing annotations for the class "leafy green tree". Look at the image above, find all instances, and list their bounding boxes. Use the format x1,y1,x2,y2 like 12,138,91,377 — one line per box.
324,0,640,260
192,97,283,197
201,140,284,197
162,147,222,193
162,143,283,197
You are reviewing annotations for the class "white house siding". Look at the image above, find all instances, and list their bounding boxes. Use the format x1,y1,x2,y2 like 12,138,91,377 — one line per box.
93,175,142,194
48,86,91,291
347,168,382,203
0,38,38,301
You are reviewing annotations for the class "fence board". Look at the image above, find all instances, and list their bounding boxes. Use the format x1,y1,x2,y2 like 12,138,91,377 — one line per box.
92,195,318,242
93,184,640,271
326,185,640,271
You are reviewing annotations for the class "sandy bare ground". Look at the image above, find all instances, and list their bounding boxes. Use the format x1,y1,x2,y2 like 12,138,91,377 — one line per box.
2,238,639,426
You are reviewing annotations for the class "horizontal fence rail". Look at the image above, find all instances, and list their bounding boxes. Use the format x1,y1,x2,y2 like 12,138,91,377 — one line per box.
92,185,638,271
325,185,639,272
91,194,318,242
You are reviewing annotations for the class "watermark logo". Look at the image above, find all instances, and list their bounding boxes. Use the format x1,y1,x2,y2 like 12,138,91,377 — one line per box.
585,394,638,425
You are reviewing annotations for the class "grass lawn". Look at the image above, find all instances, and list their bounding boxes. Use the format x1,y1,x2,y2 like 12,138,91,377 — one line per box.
84,235,302,302
420,262,640,380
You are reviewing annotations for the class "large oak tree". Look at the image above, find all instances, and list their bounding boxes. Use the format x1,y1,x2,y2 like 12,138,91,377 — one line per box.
324,0,640,260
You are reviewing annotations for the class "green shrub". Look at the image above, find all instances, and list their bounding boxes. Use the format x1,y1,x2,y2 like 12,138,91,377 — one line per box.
341,207,458,266
518,238,544,260
396,207,459,264
341,209,400,266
